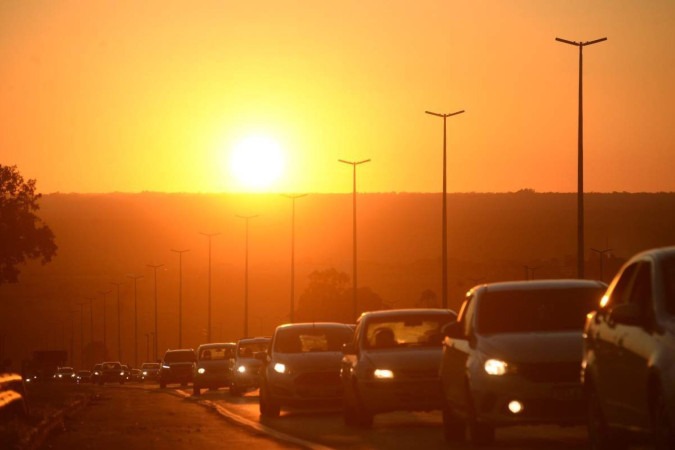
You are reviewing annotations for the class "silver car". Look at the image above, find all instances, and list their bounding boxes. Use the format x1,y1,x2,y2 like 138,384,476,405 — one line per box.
583,246,675,450
341,308,457,428
258,322,354,417
440,279,606,445
192,342,236,396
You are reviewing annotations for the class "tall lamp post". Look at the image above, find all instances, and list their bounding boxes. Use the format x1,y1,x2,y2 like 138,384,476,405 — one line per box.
110,282,124,361
237,215,258,337
425,109,465,309
282,194,308,323
147,263,164,360
98,290,111,358
338,159,371,320
171,249,189,348
75,301,87,367
556,36,607,279
200,232,220,342
127,274,143,368
84,296,95,348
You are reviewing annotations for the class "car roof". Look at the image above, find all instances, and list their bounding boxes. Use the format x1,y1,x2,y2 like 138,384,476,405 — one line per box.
358,308,457,320
164,348,195,353
629,246,675,263
197,342,236,350
275,322,353,331
237,337,271,344
472,279,607,295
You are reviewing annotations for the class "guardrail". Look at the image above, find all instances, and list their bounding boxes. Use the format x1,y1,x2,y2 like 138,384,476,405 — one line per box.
0,372,27,419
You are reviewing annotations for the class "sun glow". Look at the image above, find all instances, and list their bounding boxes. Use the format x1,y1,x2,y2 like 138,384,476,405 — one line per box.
229,135,285,191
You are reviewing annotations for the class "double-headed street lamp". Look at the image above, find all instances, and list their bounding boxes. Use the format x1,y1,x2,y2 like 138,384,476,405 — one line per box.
147,263,164,360
200,232,220,343
338,159,370,320
425,109,465,309
591,247,612,282
236,215,258,337
556,36,607,279
127,274,143,368
282,194,308,323
171,249,190,348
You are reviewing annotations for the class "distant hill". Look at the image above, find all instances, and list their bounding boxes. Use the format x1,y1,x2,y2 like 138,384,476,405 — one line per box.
1,191,674,368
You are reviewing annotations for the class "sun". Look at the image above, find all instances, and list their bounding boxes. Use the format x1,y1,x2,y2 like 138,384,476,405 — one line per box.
229,135,285,191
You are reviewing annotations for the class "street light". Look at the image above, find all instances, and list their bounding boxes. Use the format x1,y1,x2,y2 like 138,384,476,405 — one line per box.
127,274,143,368
110,281,124,361
556,36,607,278
338,159,371,320
83,296,95,348
200,232,220,342
147,263,164,360
236,215,258,337
98,290,111,359
282,194,308,323
75,301,86,367
591,247,612,282
171,249,190,348
425,109,465,309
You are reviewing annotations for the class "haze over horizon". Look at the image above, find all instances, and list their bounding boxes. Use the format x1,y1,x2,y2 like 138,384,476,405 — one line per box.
2,1,675,195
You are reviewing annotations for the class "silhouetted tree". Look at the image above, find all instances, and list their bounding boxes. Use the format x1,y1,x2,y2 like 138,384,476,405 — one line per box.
416,289,439,308
0,165,57,284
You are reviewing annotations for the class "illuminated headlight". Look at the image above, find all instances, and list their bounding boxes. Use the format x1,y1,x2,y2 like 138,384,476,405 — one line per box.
120,371,125,376
273,363,287,374
197,368,206,375
373,369,394,379
508,400,524,414
237,365,246,374
71,374,76,378
484,359,511,376
94,371,100,376
162,364,170,369
57,374,63,378
142,371,148,376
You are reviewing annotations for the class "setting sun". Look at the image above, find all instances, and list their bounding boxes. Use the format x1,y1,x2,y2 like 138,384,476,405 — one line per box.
229,135,285,191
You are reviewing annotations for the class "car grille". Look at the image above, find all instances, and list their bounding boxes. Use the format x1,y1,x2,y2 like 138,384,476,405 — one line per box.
294,371,341,386
516,362,581,383
397,369,439,380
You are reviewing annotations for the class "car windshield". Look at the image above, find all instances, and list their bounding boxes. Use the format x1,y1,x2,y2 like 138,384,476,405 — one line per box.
198,346,234,360
476,286,605,335
102,362,121,370
662,254,675,315
141,363,159,369
164,351,196,362
274,326,352,353
238,341,269,358
364,314,452,349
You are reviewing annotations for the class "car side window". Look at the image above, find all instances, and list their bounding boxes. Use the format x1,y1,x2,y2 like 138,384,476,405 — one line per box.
459,294,476,337
605,263,639,308
627,262,653,315
662,256,675,316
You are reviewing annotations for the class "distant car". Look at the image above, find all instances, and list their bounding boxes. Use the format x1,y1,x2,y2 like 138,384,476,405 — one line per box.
53,366,76,383
192,342,236,396
76,370,91,384
130,368,142,382
341,308,457,427
440,279,606,445
159,349,196,389
230,337,270,396
98,361,125,385
140,362,160,382
121,365,131,382
90,363,102,384
258,322,354,417
583,247,675,450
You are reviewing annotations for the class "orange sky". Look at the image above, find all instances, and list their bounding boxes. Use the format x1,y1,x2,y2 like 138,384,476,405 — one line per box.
1,1,674,194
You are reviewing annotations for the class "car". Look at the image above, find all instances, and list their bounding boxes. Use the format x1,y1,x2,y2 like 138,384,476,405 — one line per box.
582,246,675,450
230,337,271,396
341,308,457,427
98,361,125,385
159,349,196,388
130,368,142,382
192,342,236,396
75,370,91,384
121,364,132,382
258,322,354,417
53,366,77,383
440,279,607,445
90,363,102,384
140,362,160,382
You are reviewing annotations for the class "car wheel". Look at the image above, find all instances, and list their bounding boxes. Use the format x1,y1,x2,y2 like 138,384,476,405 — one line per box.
465,389,494,445
442,403,466,442
587,383,624,450
193,385,201,396
343,383,373,428
259,382,280,418
651,385,675,450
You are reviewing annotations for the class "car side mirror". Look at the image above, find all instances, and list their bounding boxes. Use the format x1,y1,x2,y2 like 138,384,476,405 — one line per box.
341,342,356,355
442,321,465,340
610,303,643,326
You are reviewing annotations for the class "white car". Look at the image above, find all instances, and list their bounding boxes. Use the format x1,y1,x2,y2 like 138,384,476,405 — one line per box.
192,343,236,396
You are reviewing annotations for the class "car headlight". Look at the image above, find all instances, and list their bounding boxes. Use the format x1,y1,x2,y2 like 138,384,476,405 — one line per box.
237,365,246,374
162,364,170,369
197,368,206,375
120,371,125,376
142,371,148,376
273,363,287,374
373,369,394,379
484,359,513,376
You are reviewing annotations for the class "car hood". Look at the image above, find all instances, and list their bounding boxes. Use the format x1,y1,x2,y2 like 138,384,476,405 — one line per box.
477,331,583,363
363,347,442,370
235,357,262,367
273,352,343,371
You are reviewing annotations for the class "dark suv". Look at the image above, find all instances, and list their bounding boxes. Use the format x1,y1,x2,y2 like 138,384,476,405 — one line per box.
583,247,675,450
159,349,196,388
